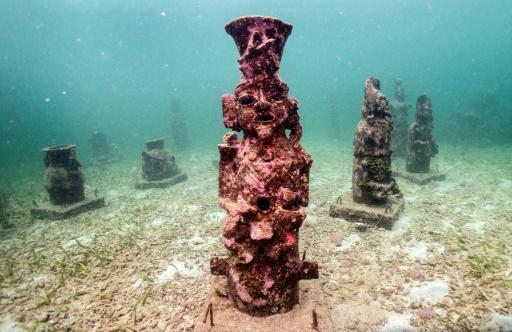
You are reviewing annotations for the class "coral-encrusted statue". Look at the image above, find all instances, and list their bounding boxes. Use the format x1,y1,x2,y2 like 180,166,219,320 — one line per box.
390,78,410,157
30,145,105,219
135,138,187,189
406,95,438,172
330,78,403,227
43,145,85,205
210,16,318,317
353,78,401,204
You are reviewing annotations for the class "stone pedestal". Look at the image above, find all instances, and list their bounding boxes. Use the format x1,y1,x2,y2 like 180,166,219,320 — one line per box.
329,192,404,229
30,197,105,220
194,278,334,332
135,173,187,189
136,138,186,189
393,164,445,185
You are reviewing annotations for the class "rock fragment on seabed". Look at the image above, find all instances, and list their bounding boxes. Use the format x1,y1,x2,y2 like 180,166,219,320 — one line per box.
61,235,93,249
156,260,202,284
482,313,512,332
391,238,444,261
378,313,416,332
150,216,174,227
406,280,449,304
0,316,25,332
334,234,361,251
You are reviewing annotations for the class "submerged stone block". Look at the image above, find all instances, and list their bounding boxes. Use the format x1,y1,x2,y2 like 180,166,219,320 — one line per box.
194,278,334,332
33,144,105,219
331,78,402,227
393,163,446,185
329,192,404,229
43,145,85,205
135,173,187,189
137,138,187,189
30,197,105,220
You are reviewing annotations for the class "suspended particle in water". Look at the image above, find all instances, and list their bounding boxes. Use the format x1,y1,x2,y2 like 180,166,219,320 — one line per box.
61,91,67,96
44,97,51,103
160,11,167,17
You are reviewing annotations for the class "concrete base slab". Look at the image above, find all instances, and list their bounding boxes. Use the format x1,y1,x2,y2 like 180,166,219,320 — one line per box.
393,169,446,185
135,173,187,189
30,197,105,220
88,157,119,167
194,277,334,332
329,192,404,229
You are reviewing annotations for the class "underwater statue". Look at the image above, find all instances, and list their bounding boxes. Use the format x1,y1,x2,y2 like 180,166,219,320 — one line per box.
389,78,410,157
89,131,110,160
88,131,116,165
209,16,319,318
406,95,438,173
43,145,85,205
169,97,190,151
330,78,403,227
31,145,104,219
393,94,445,184
135,138,187,189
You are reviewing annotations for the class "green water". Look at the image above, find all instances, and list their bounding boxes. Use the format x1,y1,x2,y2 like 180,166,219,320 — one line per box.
1,0,511,185
1,2,512,330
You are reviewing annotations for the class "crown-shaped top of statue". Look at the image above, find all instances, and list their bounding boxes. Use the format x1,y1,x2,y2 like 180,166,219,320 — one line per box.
225,16,293,80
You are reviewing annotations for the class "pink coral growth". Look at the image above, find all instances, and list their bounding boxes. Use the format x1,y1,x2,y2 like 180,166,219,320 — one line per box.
417,307,436,321
330,233,343,246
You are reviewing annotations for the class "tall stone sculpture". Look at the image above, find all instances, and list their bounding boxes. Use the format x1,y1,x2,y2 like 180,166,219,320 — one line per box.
406,95,439,172
394,95,445,184
390,78,410,157
89,131,116,165
135,139,187,189
330,78,403,227
169,97,190,151
30,145,104,219
210,16,318,317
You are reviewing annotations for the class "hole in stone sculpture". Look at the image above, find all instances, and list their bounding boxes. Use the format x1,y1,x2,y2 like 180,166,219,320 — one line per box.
285,129,291,138
253,32,262,45
256,114,274,123
239,94,256,106
256,197,271,211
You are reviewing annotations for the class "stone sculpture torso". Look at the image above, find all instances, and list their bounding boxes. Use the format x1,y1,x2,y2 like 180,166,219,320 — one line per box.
352,78,401,205
211,16,318,317
406,95,438,173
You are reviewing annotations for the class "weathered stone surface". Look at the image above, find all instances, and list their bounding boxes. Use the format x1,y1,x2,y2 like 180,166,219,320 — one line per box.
140,139,183,182
393,163,445,185
329,192,404,229
194,278,334,332
30,197,105,220
406,94,438,173
210,16,318,317
352,78,401,205
43,145,85,205
393,170,446,185
135,173,187,189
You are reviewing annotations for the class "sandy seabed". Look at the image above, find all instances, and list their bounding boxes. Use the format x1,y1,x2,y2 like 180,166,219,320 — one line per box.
0,141,511,331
